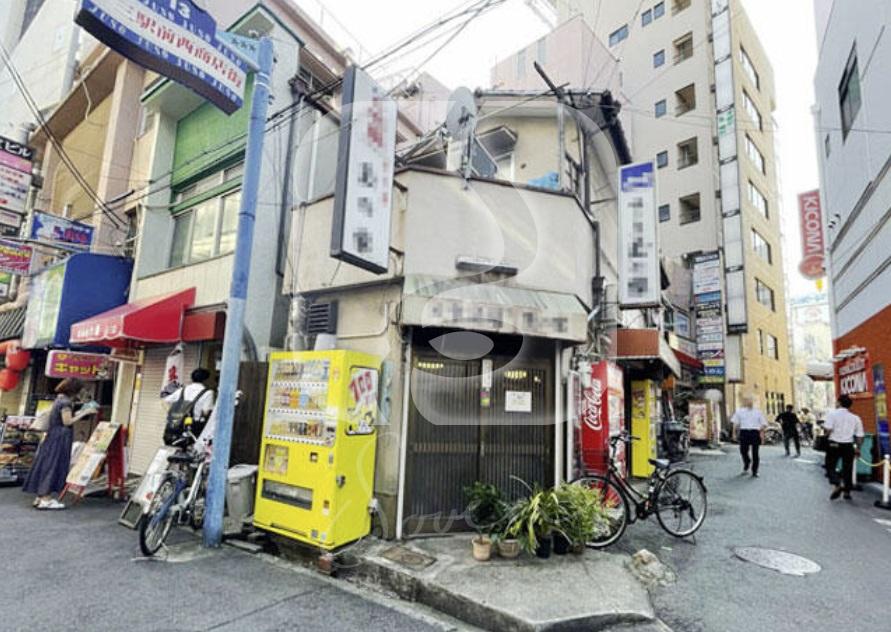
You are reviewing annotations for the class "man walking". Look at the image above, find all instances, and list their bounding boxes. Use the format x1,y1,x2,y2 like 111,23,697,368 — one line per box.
731,395,768,478
824,395,865,500
776,405,801,457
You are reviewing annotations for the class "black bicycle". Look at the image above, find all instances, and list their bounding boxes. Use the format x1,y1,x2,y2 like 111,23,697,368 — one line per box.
573,431,708,548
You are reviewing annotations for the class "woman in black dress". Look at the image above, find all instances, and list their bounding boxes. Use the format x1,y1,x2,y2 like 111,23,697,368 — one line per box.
22,378,95,510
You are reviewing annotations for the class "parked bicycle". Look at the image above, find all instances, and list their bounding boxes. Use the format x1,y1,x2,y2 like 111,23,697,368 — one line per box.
138,419,209,557
797,422,814,447
573,431,708,548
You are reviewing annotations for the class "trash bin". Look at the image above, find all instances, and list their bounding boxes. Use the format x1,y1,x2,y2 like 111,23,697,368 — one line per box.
226,464,258,524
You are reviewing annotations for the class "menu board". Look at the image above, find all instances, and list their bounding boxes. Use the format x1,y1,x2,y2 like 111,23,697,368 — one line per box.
264,358,336,445
66,421,118,487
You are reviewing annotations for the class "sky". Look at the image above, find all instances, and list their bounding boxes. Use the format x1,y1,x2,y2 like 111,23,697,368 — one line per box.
294,0,821,299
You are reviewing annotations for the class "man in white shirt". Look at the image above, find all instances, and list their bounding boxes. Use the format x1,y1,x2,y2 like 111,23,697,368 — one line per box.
163,368,215,445
823,394,865,500
731,395,768,478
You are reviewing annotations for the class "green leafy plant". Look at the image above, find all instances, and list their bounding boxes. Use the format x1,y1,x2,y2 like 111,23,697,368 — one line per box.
553,482,610,549
463,482,507,537
503,479,563,555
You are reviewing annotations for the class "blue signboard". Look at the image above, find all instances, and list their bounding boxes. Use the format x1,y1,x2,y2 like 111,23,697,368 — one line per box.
75,0,248,114
30,211,94,251
874,364,889,456
22,254,132,349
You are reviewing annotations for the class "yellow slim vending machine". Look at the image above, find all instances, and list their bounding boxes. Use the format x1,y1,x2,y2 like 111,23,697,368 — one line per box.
253,350,381,549
630,379,660,478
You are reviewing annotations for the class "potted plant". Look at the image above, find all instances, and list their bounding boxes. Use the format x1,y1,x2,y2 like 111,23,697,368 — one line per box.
504,482,561,559
554,482,610,554
463,482,506,561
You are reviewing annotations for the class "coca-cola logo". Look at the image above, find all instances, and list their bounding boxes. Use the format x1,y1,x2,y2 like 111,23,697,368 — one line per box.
583,378,604,431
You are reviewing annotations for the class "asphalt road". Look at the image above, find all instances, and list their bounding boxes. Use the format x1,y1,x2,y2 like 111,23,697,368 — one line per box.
0,487,460,632
614,444,891,632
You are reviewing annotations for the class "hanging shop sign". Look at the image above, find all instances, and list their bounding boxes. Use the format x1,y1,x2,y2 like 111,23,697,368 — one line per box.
74,0,248,115
0,163,32,215
837,349,872,397
873,364,889,456
30,211,94,251
798,189,825,279
331,65,398,274
0,240,32,275
693,252,725,384
617,161,660,308
46,350,115,380
0,135,33,174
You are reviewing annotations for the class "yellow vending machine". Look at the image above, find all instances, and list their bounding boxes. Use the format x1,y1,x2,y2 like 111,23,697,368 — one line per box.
630,379,661,478
253,350,381,549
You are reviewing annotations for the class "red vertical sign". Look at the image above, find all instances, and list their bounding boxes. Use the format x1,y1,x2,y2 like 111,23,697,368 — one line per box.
798,189,825,279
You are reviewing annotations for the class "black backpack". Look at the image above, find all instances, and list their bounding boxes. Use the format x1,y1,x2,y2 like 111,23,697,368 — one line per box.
163,387,211,446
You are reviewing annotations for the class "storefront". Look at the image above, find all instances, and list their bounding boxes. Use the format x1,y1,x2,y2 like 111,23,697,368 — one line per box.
832,340,885,467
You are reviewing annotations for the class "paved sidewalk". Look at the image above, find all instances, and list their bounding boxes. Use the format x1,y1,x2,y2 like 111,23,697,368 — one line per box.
0,488,464,632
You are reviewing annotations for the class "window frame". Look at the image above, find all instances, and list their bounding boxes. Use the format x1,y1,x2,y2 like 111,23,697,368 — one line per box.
655,99,667,118
742,90,762,131
745,135,766,174
642,8,653,26
653,49,665,68
673,0,691,14
609,24,629,47
679,192,701,225
739,46,760,89
656,150,669,169
654,2,665,18
659,203,671,223
748,180,768,218
677,136,698,169
675,83,696,116
673,32,694,65
838,45,861,140
755,278,776,311
751,229,772,263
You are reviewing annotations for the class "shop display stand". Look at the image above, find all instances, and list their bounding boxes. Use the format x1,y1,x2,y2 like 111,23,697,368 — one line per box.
60,424,127,503
0,416,41,487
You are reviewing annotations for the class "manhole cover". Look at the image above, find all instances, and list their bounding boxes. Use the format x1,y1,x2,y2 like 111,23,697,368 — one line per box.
732,547,820,576
381,545,436,570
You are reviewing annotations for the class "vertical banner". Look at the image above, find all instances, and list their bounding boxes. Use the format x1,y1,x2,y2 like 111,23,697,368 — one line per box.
693,252,725,384
798,189,825,279
331,65,398,274
618,161,659,308
160,343,185,398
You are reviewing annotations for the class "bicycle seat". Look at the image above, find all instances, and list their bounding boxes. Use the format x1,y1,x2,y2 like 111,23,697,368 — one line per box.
649,458,671,470
167,452,194,465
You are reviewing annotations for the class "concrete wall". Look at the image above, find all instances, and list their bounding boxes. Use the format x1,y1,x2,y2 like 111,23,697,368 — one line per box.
815,0,891,339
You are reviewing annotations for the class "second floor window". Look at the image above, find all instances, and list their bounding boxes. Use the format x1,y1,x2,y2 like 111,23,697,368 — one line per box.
755,278,775,311
169,164,243,268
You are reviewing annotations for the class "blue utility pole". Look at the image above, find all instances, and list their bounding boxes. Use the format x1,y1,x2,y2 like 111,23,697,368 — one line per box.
204,36,273,548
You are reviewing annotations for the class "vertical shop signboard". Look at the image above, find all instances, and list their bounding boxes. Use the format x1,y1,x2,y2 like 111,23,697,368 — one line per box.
617,161,660,308
874,364,889,456
693,252,725,384
0,135,33,220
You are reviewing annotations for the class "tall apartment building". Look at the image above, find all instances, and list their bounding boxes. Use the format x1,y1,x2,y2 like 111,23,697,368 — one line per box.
813,0,891,441
497,0,793,413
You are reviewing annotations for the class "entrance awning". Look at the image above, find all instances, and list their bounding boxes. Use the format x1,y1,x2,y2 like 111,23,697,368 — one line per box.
69,288,196,347
806,361,834,382
614,328,682,377
401,275,589,342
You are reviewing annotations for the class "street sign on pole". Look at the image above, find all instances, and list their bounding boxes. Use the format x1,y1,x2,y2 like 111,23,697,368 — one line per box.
203,36,274,548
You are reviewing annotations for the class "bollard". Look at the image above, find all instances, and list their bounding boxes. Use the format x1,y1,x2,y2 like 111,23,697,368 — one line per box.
876,455,891,511
852,453,863,492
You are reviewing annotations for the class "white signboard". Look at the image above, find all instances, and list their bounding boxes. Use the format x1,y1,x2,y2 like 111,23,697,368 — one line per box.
0,163,31,214
618,161,659,308
505,390,532,413
330,65,397,274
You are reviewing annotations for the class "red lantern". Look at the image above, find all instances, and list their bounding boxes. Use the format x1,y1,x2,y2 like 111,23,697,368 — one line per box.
5,346,30,371
0,368,20,391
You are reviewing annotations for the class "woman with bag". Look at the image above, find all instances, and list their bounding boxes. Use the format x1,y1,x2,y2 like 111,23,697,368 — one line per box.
22,378,96,510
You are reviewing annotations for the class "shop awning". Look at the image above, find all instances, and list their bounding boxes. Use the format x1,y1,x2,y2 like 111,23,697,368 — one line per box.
69,288,196,347
673,348,703,370
0,306,27,342
401,274,589,342
613,328,682,377
806,361,834,382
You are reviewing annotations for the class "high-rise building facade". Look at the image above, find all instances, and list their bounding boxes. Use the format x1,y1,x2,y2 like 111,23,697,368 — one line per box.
509,0,794,413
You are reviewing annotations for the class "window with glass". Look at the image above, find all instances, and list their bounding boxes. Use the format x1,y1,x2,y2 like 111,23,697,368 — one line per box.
748,180,768,218
673,0,691,13
654,2,665,18
657,150,668,169
745,135,765,173
659,203,670,222
675,83,696,115
654,49,665,68
642,8,653,26
838,46,861,139
609,24,629,47
740,46,760,89
655,99,667,118
677,137,698,169
751,229,772,263
765,333,778,360
679,192,701,224
743,90,762,131
169,163,243,268
674,32,694,64
755,278,775,311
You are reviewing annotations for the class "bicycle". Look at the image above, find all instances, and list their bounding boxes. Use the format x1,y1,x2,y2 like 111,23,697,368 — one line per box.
138,421,209,557
573,431,708,548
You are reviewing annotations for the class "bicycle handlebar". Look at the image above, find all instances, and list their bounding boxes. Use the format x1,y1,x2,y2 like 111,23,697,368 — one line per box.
609,432,641,446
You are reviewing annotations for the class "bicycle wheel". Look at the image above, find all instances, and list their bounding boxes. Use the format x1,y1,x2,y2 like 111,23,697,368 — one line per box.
139,477,177,556
573,475,629,548
655,469,707,538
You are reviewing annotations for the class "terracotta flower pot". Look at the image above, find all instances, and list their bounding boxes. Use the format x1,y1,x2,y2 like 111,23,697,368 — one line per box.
472,535,492,561
497,538,520,559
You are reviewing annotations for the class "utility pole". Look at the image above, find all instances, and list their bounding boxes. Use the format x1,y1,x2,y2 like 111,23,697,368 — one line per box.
204,36,274,548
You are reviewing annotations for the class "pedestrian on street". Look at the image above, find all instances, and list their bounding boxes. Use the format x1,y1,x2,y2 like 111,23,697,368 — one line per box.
22,378,96,510
731,395,767,478
776,405,801,457
824,395,865,500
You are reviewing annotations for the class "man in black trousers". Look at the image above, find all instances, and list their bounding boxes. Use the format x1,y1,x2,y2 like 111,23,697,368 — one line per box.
731,395,768,477
776,405,801,457
824,395,865,500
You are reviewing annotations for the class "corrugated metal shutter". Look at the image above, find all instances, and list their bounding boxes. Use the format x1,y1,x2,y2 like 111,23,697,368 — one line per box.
128,345,200,474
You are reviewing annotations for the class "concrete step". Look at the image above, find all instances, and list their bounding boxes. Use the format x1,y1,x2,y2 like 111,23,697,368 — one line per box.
345,536,657,632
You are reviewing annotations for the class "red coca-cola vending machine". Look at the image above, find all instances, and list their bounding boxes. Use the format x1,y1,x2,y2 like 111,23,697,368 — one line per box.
579,360,625,476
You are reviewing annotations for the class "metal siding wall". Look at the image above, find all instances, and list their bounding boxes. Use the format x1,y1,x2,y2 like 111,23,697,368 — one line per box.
127,345,200,474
